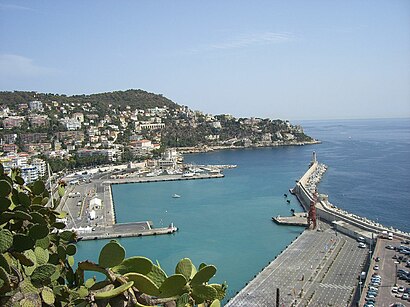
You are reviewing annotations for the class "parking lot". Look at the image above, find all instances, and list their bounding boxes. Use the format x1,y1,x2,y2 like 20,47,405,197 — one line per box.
360,238,410,307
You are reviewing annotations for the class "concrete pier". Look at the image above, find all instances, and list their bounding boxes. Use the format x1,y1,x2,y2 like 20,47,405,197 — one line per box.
272,213,308,227
79,222,178,241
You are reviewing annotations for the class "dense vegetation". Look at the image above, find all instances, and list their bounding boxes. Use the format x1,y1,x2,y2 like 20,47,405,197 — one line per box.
0,90,179,114
0,163,226,306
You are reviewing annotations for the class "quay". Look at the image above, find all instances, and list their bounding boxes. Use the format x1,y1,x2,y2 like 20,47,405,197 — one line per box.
79,222,178,241
227,152,410,306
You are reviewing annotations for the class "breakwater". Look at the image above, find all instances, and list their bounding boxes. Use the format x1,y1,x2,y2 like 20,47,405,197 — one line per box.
292,159,410,241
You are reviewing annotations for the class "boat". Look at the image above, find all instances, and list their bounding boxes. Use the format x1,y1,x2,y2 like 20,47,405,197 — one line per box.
172,194,181,198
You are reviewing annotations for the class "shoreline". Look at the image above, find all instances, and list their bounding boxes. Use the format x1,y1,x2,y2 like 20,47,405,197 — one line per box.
176,139,321,154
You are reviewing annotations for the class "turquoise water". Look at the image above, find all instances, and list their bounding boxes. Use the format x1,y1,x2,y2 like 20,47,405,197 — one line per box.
76,118,410,300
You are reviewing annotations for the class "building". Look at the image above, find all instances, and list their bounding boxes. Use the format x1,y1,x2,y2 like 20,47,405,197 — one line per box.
31,158,47,178
135,139,153,149
29,100,43,112
20,133,48,144
29,115,49,127
72,113,84,123
2,116,25,129
60,118,81,130
21,166,39,184
136,122,165,131
1,144,18,153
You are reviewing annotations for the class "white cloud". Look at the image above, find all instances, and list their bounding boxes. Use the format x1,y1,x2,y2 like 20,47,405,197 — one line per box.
0,54,55,78
209,32,294,50
0,4,34,11
184,32,294,55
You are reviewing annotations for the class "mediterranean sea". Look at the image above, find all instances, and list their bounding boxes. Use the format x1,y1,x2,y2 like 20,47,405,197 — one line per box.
76,118,410,300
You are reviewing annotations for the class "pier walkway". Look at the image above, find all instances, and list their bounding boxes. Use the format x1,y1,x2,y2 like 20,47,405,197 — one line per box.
226,223,368,306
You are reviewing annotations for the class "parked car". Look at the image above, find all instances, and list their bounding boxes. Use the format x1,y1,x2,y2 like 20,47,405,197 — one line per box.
392,286,399,293
374,265,380,270
375,257,381,262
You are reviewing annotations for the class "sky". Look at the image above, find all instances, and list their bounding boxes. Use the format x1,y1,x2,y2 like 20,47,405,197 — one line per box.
0,1,410,120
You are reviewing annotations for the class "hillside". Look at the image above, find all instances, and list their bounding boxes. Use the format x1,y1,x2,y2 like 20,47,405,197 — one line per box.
0,89,179,113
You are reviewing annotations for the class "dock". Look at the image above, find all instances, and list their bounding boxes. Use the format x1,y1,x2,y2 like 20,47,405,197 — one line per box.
78,222,178,241
272,212,308,227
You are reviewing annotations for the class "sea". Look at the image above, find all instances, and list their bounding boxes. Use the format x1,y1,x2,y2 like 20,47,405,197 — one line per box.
76,118,410,300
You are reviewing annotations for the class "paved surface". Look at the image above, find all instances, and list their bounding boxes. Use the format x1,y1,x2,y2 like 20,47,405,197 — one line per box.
359,238,410,307
226,223,368,307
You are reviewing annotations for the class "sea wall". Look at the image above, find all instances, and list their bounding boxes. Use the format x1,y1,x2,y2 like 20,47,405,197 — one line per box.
293,159,410,241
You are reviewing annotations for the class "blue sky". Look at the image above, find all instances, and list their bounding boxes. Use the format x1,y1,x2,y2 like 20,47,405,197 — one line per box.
1,1,409,120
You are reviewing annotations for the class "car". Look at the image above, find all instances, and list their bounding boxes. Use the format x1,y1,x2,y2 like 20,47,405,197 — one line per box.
367,291,378,297
392,287,399,293
364,304,375,307
369,286,379,292
390,303,406,307
387,245,395,250
374,265,380,270
372,273,381,278
403,293,409,300
399,286,405,293
359,242,366,248
375,257,381,262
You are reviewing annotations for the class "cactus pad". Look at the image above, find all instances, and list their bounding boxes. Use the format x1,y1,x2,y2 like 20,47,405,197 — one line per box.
29,224,49,240
93,281,133,300
67,255,75,267
30,212,47,225
209,284,227,300
13,234,35,252
85,278,96,289
0,179,12,197
41,286,55,305
112,256,153,275
176,293,190,307
31,264,56,284
0,253,11,273
34,246,49,265
124,273,160,296
158,274,187,298
32,181,46,195
0,197,11,212
66,244,77,256
191,265,217,285
146,264,167,288
175,258,196,281
35,236,50,249
18,191,31,207
98,240,125,268
0,229,13,253
192,284,218,301
60,230,76,242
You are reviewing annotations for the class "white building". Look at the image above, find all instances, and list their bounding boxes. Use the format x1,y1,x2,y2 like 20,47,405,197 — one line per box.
21,166,39,184
61,118,81,130
31,158,47,178
29,100,43,112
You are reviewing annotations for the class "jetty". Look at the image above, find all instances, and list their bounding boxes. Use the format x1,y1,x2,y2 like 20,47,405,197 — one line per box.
272,213,308,227
227,152,410,306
